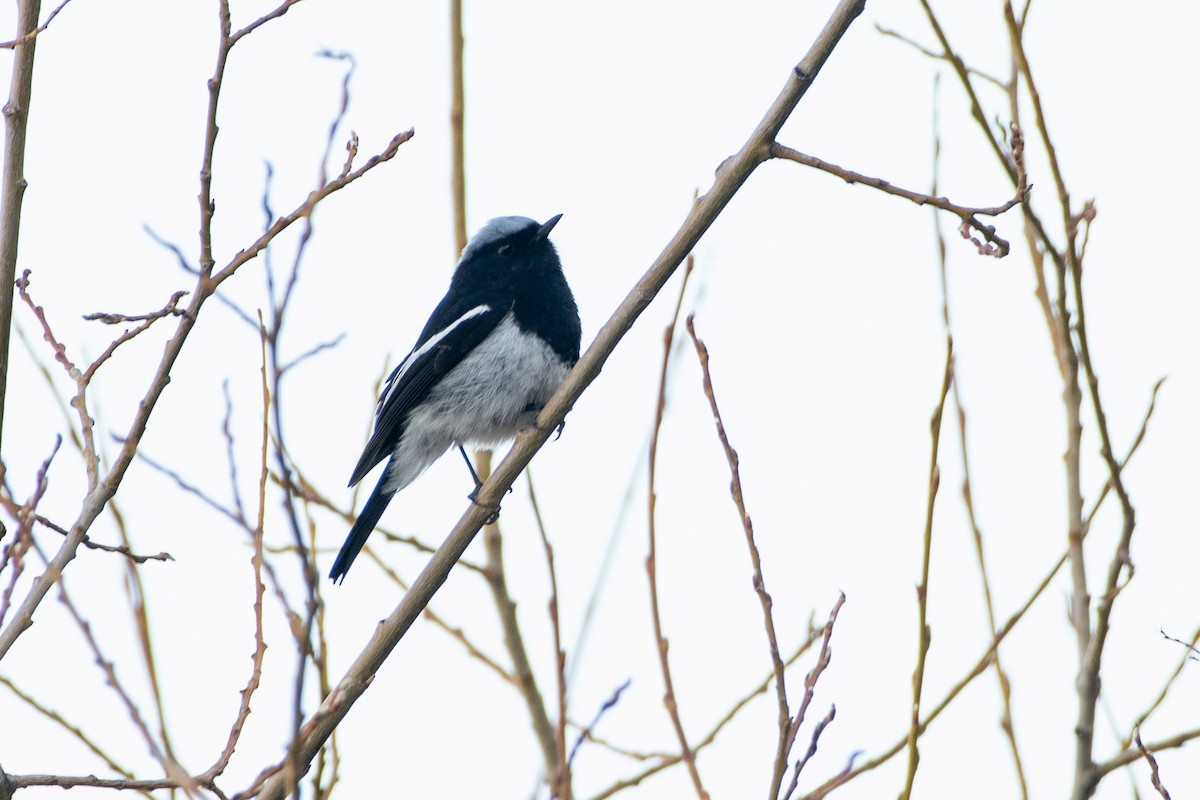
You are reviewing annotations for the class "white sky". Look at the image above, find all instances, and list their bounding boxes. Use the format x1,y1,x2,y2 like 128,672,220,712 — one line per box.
1,1,1198,799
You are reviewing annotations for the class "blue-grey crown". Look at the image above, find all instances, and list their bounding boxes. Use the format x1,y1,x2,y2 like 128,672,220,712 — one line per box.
459,216,540,263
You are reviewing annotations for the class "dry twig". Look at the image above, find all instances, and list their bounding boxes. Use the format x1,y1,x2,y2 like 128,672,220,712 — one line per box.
647,260,708,800
770,124,1027,257
1134,729,1172,800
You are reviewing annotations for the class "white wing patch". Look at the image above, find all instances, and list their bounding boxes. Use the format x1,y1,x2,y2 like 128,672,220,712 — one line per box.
377,304,491,417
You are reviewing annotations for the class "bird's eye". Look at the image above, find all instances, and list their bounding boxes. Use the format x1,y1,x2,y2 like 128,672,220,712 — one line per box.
497,243,513,257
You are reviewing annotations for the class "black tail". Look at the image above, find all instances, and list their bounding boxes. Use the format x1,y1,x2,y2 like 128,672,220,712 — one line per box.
330,476,394,583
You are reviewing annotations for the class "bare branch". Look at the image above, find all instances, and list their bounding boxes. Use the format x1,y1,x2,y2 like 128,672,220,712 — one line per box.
1094,727,1200,780
0,675,142,787
875,23,1009,88
0,0,45,448
0,0,75,48
770,123,1027,257
647,260,706,799
900,338,954,800
588,624,824,800
529,470,572,795
568,679,632,766
685,313,786,799
932,98,1029,796
781,594,845,800
480,461,558,778
1134,729,1173,800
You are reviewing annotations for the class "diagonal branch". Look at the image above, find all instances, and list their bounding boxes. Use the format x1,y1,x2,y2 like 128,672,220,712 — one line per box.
685,314,786,799
771,127,1027,257
243,3,866,797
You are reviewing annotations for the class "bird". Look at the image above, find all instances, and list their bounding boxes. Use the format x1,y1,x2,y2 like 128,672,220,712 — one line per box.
329,214,581,583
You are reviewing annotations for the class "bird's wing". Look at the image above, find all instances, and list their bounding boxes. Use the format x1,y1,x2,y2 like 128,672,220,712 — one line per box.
348,302,504,487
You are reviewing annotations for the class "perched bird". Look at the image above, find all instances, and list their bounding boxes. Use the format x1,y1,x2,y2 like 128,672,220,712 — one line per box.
330,214,581,583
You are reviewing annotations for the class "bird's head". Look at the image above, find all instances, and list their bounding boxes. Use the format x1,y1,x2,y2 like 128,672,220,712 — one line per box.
454,214,564,291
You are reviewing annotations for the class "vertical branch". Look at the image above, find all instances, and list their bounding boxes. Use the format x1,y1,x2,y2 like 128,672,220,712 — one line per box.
449,0,494,522
1004,7,1118,798
198,0,232,279
200,322,271,784
0,0,43,446
684,314,790,800
528,471,571,798
449,0,467,256
480,470,560,778
446,0,558,784
259,50,360,799
930,80,1028,799
646,261,707,800
110,500,180,769
900,337,954,800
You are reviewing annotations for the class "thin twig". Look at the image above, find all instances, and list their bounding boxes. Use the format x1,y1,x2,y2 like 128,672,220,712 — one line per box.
802,541,1054,798
900,337,954,800
771,129,1026,257
685,313,789,799
647,263,707,799
1093,727,1200,779
480,455,559,778
0,675,146,792
366,550,515,683
529,470,571,796
1134,729,1172,800
0,436,60,627
201,312,272,783
0,0,74,48
780,594,845,800
874,23,1009,88
39,521,174,563
931,88,1028,798
588,625,823,800
14,272,99,488
568,679,632,766
30,542,192,791
0,774,228,795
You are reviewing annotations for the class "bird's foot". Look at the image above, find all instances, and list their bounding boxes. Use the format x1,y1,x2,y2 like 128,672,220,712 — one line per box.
532,419,567,440
467,489,502,525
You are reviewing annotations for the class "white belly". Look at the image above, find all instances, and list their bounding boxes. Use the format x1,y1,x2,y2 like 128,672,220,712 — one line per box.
381,312,570,493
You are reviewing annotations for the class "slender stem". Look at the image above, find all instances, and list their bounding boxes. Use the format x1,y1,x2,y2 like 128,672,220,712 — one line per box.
900,338,954,800
685,315,790,799
446,0,559,785
930,90,1028,797
529,473,571,797
0,0,43,450
647,269,707,799
481,465,559,776
449,0,467,256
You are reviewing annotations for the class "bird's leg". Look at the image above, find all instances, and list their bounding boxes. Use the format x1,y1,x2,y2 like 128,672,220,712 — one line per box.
459,444,485,496
459,444,502,524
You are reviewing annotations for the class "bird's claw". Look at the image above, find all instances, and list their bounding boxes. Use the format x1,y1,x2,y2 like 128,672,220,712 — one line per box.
467,490,502,524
